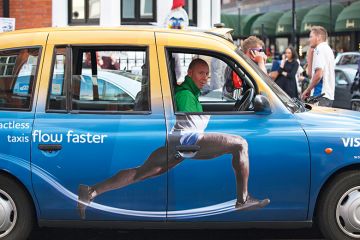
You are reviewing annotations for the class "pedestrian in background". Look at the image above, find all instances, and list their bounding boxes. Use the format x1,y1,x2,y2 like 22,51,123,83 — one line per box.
241,36,267,73
98,54,120,70
351,58,360,94
268,53,281,80
301,26,335,107
223,36,267,100
275,46,299,98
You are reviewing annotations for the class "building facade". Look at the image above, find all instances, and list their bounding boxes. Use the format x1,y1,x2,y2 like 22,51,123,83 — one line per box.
0,0,221,30
221,0,360,56
222,0,355,15
0,0,52,29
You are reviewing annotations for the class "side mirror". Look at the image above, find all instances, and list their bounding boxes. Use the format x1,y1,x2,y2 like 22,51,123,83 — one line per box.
253,95,272,115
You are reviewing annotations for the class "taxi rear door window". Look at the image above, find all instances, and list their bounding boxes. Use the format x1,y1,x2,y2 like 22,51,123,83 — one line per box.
0,48,40,111
47,46,150,113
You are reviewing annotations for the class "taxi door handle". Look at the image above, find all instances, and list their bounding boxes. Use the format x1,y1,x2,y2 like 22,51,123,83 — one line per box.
38,144,62,152
175,145,200,159
176,145,200,152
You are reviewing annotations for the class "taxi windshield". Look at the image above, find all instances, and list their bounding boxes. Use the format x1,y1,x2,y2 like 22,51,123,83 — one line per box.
235,49,305,113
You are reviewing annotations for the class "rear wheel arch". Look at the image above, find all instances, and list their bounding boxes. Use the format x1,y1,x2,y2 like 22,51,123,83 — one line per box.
352,95,360,99
314,164,360,240
0,170,37,205
314,163,360,218
351,95,360,101
0,169,38,232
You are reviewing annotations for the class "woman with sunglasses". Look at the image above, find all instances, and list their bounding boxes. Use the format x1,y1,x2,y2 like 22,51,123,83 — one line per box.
275,46,299,98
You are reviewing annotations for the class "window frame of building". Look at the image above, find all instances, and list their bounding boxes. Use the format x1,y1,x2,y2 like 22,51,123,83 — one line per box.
184,0,197,26
68,0,100,26
0,55,17,77
121,0,157,25
2,0,10,18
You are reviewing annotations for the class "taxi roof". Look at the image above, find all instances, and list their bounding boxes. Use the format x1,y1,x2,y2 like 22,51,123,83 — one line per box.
0,26,234,43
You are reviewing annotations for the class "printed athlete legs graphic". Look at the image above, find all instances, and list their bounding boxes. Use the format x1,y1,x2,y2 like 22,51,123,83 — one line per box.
78,146,181,219
78,133,269,219
193,133,269,210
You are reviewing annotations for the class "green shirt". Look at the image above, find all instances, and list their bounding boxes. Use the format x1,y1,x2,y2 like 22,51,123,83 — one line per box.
175,76,203,112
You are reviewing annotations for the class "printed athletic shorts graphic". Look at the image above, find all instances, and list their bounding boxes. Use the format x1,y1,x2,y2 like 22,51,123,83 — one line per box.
179,132,200,145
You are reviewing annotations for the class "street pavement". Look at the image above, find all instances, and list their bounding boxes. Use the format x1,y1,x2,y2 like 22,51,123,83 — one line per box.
28,228,325,240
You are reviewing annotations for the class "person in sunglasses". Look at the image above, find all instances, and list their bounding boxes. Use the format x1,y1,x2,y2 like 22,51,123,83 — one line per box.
241,36,267,73
222,36,267,99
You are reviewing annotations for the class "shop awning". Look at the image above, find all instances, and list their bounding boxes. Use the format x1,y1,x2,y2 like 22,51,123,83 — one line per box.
300,4,344,34
240,13,262,36
276,8,310,35
221,14,241,37
335,1,360,32
251,12,283,37
221,13,262,37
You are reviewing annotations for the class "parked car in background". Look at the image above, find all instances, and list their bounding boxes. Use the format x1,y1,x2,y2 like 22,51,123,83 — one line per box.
333,65,357,109
335,51,360,66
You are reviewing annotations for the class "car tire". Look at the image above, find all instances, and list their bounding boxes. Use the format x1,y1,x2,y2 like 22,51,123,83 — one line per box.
351,101,360,111
0,174,34,240
317,170,360,240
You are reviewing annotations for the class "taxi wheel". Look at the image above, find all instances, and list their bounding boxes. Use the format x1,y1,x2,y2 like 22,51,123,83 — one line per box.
317,171,360,240
0,175,34,240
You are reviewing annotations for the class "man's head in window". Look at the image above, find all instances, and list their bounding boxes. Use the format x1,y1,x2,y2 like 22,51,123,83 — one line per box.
175,58,209,112
187,58,209,90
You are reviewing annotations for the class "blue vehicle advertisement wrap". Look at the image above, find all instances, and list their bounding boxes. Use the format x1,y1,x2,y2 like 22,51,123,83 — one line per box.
2,27,360,240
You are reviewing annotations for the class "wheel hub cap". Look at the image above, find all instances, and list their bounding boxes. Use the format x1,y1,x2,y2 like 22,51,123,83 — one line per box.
337,187,360,238
0,190,16,238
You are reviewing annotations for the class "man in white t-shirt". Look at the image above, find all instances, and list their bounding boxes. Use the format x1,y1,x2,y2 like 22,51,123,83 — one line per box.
301,26,335,107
